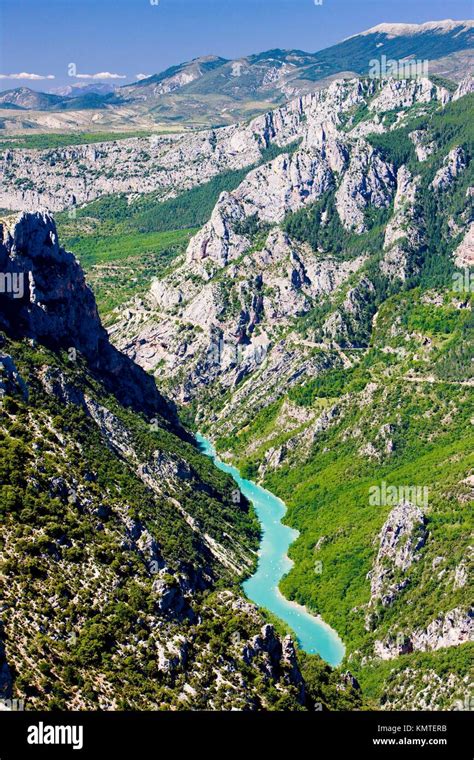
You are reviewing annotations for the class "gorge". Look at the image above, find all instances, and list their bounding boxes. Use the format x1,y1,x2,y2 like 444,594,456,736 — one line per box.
0,38,472,712
196,433,345,666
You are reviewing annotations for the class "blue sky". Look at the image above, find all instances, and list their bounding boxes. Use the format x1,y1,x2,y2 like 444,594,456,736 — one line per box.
0,0,472,89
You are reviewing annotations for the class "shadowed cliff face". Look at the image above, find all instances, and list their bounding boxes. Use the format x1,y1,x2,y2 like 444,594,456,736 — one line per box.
0,631,12,701
0,212,180,427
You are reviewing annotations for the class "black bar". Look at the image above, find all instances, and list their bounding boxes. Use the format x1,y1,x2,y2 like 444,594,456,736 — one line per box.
0,711,471,758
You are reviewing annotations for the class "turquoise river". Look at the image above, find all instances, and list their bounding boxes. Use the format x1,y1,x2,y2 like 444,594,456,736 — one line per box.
196,433,345,667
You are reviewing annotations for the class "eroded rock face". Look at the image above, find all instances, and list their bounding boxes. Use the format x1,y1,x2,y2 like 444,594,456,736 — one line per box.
0,124,265,213
454,222,474,267
432,147,467,191
367,501,427,608
0,212,177,422
453,75,474,101
185,87,404,268
242,624,305,703
0,79,366,214
0,353,28,402
0,77,449,216
152,577,193,621
374,607,473,660
368,78,449,113
410,608,473,652
384,166,419,250
112,224,366,402
409,130,435,162
381,166,423,283
335,141,395,233
186,192,250,274
238,149,335,223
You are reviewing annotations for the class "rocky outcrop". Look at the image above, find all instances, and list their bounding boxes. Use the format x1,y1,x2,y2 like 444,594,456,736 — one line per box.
0,352,29,402
368,78,450,113
384,166,419,250
432,147,467,191
237,149,335,224
152,576,193,621
409,130,435,162
381,165,423,282
0,212,178,423
375,607,473,660
112,222,365,401
242,624,305,703
453,549,472,589
335,141,395,233
453,75,474,101
410,608,473,652
338,671,361,692
186,147,335,275
367,501,427,608
454,222,474,267
186,192,250,274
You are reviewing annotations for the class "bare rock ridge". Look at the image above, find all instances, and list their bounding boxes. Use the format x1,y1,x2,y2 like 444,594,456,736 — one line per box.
0,212,178,425
109,76,460,404
0,77,451,213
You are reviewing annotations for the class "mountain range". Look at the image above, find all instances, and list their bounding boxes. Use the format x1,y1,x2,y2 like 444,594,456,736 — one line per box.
0,19,472,128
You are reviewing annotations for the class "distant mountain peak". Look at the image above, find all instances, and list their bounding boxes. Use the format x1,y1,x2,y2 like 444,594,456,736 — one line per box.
350,19,474,40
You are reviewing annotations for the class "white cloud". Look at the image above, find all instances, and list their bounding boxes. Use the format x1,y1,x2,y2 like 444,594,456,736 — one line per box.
0,72,55,80
135,73,152,80
73,71,127,80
